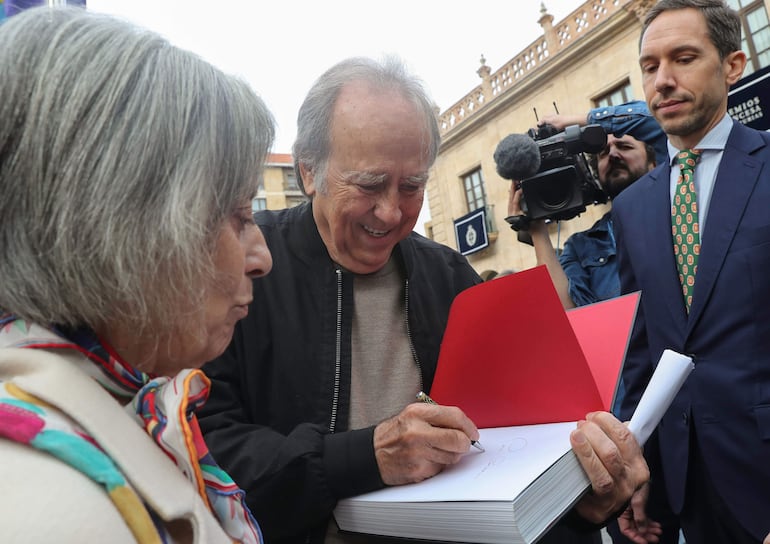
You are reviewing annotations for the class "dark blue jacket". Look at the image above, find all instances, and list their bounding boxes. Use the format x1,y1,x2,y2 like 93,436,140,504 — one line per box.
613,120,770,540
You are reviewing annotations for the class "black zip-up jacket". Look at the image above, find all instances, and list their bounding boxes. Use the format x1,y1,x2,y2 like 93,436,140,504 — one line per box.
199,202,481,543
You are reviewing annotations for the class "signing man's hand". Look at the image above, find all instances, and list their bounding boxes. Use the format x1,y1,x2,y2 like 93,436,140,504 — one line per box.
571,411,650,524
373,402,479,486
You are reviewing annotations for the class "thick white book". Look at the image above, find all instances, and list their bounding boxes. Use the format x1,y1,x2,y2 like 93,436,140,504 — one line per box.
333,268,693,543
334,349,692,543
334,421,587,544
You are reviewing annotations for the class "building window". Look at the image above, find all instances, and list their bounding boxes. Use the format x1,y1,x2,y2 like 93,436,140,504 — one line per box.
285,170,300,191
462,168,497,235
728,0,770,76
462,168,487,212
252,197,267,213
594,81,633,108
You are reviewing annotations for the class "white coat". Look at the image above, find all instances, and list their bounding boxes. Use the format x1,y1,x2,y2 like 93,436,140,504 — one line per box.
0,347,232,543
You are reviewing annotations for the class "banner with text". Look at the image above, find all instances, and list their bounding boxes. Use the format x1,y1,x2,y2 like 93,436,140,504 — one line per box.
728,64,770,131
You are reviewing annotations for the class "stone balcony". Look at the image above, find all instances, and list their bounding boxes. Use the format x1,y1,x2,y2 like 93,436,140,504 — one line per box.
437,0,652,136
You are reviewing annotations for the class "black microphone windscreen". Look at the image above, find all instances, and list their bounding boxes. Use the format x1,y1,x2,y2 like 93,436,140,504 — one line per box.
493,134,541,180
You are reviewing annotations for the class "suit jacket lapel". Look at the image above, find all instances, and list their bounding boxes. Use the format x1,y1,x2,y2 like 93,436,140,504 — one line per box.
687,122,765,334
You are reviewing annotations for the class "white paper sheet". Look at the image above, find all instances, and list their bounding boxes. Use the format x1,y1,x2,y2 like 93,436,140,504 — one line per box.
628,349,694,445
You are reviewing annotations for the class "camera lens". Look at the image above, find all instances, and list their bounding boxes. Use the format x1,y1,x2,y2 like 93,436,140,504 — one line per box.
540,182,573,210
533,167,575,210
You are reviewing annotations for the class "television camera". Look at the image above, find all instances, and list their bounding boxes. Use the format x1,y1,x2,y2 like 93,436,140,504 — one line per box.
494,123,608,231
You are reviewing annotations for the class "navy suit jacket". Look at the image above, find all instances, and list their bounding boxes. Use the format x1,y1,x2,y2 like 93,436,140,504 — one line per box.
612,119,770,540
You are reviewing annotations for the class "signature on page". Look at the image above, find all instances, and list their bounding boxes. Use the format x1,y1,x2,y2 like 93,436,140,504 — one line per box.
475,437,528,477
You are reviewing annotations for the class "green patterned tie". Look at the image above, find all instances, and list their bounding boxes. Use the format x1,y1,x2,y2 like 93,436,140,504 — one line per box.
672,148,702,311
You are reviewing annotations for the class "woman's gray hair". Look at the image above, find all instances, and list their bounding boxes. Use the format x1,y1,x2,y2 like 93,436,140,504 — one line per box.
0,7,275,336
292,56,441,196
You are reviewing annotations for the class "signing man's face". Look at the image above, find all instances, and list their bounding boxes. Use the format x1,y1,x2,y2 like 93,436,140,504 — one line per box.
302,81,432,275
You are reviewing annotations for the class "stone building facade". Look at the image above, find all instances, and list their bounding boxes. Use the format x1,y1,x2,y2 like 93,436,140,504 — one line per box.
425,0,770,278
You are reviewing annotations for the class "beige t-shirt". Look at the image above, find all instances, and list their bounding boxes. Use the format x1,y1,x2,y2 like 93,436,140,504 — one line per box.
348,256,421,430
327,257,421,544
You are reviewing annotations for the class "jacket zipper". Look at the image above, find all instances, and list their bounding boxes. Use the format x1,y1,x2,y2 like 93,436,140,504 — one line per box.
404,278,423,392
329,268,343,433
330,273,422,432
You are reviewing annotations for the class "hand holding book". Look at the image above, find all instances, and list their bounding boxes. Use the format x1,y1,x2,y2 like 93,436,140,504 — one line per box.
569,411,650,525
570,349,693,527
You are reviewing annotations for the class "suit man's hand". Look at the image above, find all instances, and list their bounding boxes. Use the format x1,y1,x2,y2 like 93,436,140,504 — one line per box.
570,412,650,524
373,402,479,486
617,482,664,543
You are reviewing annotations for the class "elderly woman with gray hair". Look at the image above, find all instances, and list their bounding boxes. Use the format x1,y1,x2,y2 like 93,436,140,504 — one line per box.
0,6,274,543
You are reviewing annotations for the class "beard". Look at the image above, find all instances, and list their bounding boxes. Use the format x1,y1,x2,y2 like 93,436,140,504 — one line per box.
602,163,649,199
651,84,726,144
656,107,711,139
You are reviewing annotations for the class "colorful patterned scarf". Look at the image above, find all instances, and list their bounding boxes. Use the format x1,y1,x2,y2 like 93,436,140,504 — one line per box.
0,315,262,543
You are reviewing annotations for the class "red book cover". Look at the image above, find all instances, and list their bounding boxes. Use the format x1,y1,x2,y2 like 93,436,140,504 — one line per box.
429,265,639,428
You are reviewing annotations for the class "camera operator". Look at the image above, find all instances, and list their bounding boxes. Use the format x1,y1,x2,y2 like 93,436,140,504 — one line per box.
507,100,664,310
508,101,682,544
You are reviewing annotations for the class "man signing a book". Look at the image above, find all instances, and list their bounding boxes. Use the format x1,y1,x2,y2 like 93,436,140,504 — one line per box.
197,56,653,544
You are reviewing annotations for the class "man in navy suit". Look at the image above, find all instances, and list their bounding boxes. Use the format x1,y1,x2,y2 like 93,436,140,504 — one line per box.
612,1,770,542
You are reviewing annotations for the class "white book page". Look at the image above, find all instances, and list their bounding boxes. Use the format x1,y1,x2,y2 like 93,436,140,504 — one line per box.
351,421,577,503
344,350,693,506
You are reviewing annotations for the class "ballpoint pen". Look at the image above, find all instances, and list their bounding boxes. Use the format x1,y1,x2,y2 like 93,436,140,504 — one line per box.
416,391,485,452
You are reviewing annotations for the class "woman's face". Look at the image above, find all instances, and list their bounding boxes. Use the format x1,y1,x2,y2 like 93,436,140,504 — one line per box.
139,205,272,376
191,205,272,367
